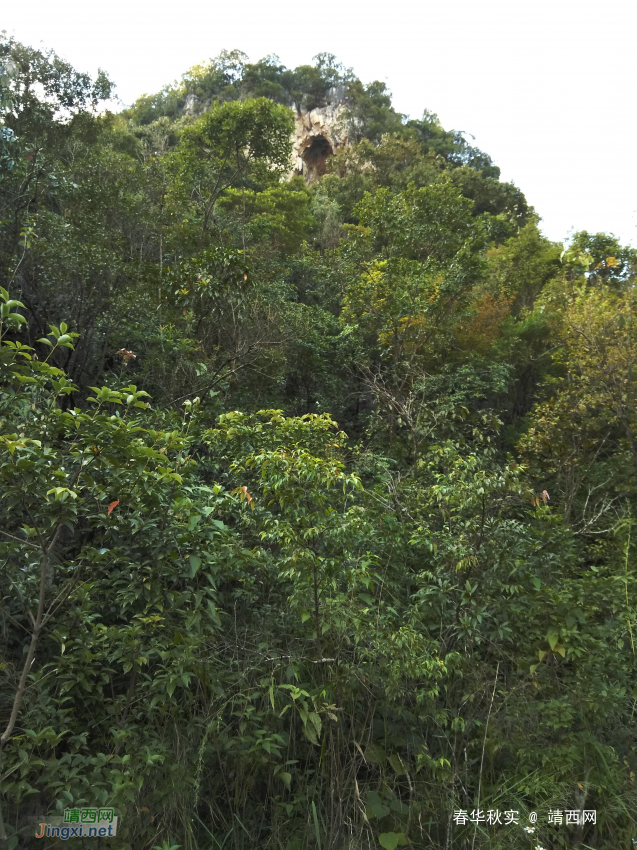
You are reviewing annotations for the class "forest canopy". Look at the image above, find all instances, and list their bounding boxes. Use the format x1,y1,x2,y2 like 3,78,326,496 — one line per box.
1,34,637,850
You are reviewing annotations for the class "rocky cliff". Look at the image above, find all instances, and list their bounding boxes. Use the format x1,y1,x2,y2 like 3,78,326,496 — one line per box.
289,95,353,184
182,86,354,185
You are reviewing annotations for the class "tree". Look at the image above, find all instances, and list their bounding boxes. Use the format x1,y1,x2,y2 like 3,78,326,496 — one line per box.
167,98,294,235
519,279,637,532
0,288,215,849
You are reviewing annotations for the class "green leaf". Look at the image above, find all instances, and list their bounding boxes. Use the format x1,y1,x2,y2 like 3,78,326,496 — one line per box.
303,720,318,746
309,711,322,739
189,555,202,577
365,792,390,820
365,745,387,765
312,800,321,850
379,832,400,850
207,600,221,627
389,753,406,775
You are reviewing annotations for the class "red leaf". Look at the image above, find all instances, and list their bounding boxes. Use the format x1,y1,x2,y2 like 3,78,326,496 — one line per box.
107,500,120,516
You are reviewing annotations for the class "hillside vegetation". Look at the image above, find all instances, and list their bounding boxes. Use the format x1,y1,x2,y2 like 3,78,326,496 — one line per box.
1,37,636,850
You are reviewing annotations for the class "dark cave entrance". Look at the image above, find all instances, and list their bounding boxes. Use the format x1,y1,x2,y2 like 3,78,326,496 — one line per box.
302,134,333,181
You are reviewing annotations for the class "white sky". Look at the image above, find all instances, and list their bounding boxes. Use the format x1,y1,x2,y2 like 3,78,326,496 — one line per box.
4,0,637,247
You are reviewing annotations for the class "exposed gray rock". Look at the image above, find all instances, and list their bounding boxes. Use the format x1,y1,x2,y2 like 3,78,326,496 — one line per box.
290,102,355,184
183,93,199,115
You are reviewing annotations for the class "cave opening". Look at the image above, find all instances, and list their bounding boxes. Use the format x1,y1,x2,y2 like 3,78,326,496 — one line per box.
302,134,333,181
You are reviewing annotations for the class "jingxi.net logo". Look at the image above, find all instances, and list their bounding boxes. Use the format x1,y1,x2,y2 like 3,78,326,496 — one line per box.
35,807,118,839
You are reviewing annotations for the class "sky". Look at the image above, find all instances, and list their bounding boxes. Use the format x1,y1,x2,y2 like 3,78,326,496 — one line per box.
3,0,636,247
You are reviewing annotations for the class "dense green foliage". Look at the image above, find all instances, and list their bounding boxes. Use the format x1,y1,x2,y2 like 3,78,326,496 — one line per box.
1,34,637,850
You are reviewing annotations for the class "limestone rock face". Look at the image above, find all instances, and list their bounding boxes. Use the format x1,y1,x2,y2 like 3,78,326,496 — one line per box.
290,96,354,184
178,87,355,185
183,93,199,115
